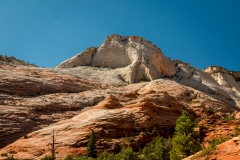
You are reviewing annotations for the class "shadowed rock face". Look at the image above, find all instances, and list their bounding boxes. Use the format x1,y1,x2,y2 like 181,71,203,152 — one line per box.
55,34,177,83
171,61,240,107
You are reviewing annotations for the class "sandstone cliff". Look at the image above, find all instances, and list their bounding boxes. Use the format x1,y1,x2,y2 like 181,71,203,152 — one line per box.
203,66,240,107
0,35,240,159
0,67,237,159
184,135,240,160
55,34,177,83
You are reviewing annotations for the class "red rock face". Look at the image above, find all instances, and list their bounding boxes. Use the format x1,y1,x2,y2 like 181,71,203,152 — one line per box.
1,45,240,160
0,63,102,149
184,136,240,160
0,62,238,159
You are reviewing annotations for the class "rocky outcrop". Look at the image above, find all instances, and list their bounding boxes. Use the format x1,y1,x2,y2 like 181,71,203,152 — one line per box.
230,71,240,81
1,35,240,160
184,136,240,160
203,66,240,107
0,63,104,149
55,47,97,68
55,34,177,83
172,61,238,106
0,64,98,96
54,66,127,86
0,76,237,159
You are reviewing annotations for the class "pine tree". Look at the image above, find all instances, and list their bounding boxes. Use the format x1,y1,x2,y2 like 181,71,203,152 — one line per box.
140,136,172,160
170,110,201,160
115,147,138,160
87,130,97,158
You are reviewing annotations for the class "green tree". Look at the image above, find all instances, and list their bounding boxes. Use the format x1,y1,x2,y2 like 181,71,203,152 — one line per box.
41,155,56,160
114,147,138,160
169,110,201,160
87,130,97,158
97,150,111,160
75,156,95,160
140,136,172,160
64,155,74,160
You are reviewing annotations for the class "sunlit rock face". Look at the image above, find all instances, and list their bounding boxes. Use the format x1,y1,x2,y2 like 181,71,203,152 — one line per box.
184,136,240,160
203,66,240,106
172,61,233,102
1,76,236,159
55,34,177,83
1,35,240,160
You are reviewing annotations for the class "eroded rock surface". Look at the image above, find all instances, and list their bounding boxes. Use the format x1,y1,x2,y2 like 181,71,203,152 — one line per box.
0,77,237,159
0,35,240,160
0,63,104,149
203,66,240,106
172,61,240,107
184,135,240,160
56,34,176,83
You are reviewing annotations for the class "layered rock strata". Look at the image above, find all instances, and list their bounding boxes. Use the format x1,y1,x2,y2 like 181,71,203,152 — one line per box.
0,77,237,159
0,35,240,160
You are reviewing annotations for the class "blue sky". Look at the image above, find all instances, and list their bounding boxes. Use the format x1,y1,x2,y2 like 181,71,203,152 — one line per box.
0,0,239,70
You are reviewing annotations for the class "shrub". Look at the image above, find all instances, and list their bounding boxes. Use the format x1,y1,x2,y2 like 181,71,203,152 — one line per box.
197,136,229,158
97,150,110,160
64,155,74,160
234,123,240,136
169,111,201,160
75,156,95,160
41,155,55,160
114,147,138,160
1,151,18,160
140,136,172,160
208,137,229,150
223,114,233,122
207,107,215,115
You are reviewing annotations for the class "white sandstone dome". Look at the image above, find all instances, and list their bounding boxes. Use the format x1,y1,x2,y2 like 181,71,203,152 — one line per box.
56,34,177,83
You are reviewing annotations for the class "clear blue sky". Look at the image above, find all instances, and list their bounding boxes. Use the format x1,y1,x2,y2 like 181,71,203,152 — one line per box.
0,0,239,70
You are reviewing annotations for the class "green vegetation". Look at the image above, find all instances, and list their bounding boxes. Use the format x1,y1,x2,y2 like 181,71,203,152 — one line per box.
207,107,215,115
61,111,203,160
196,136,229,159
169,110,201,160
140,136,172,160
87,130,97,158
208,137,229,150
234,123,240,136
41,155,56,160
73,136,172,160
111,147,138,160
5,111,230,160
1,151,18,160
64,155,74,160
223,114,234,122
0,54,37,66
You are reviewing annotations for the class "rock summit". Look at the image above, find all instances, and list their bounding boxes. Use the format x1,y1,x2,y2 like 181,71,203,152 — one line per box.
56,34,176,83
